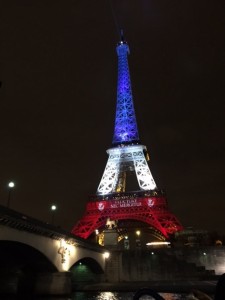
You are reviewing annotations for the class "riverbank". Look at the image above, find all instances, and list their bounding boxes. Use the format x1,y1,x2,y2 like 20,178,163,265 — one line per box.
75,279,218,294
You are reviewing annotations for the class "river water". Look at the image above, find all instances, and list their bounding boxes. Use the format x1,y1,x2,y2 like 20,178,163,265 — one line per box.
72,292,186,299
37,292,195,300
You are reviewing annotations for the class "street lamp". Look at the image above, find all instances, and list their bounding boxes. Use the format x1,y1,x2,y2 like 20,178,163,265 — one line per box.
51,204,57,224
95,229,99,244
103,252,110,259
7,181,15,208
135,230,141,248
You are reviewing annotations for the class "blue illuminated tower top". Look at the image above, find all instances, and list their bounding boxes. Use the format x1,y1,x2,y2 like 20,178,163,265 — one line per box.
112,34,139,146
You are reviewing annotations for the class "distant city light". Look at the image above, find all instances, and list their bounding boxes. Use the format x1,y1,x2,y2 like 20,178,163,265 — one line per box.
146,241,171,246
136,230,141,236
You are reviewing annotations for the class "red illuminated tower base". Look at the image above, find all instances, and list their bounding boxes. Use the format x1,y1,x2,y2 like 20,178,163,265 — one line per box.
71,191,182,240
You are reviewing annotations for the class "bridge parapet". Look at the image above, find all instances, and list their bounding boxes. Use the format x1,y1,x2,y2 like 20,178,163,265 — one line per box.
0,204,102,251
0,205,107,272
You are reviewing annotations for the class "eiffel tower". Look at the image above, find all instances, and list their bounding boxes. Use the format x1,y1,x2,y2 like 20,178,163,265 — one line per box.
71,34,183,243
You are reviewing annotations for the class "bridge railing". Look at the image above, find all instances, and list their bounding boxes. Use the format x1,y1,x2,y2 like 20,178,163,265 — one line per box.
0,204,105,253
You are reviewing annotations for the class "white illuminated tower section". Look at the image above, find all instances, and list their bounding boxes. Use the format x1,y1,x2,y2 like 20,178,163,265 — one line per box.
97,37,156,195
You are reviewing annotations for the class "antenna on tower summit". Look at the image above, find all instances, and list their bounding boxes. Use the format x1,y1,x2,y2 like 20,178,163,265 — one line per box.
120,29,124,42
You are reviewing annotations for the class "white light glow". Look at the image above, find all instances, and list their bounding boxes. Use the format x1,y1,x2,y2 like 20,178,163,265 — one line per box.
103,252,110,259
8,182,15,188
96,292,114,300
98,292,115,299
61,260,70,271
146,241,171,246
51,205,57,211
58,239,72,271
60,239,66,247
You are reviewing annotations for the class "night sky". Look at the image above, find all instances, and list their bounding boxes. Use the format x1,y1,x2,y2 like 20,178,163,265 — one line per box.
0,1,225,235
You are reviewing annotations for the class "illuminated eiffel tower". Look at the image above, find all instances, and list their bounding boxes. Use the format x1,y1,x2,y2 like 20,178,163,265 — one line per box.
71,34,183,243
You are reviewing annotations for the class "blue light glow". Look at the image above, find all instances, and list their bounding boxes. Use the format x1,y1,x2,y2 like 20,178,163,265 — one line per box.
112,42,139,145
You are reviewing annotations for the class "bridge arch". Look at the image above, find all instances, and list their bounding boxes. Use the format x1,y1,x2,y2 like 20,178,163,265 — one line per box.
0,240,57,296
0,225,65,271
95,215,168,238
0,222,106,272
70,257,104,286
0,207,107,296
0,240,57,272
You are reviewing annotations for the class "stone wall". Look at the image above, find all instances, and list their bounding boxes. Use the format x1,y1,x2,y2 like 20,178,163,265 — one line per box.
173,246,225,275
104,247,225,282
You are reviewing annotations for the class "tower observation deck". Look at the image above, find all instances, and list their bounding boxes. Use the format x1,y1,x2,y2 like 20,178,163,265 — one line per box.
71,35,183,242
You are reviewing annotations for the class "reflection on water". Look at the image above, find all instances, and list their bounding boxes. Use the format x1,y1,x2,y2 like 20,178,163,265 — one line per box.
41,291,187,300
71,292,188,300
90,292,121,300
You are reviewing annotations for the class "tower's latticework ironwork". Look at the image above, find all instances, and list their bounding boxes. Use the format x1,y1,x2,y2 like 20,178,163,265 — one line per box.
71,37,183,240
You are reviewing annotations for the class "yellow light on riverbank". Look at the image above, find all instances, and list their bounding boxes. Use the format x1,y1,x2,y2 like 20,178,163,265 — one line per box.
146,241,170,246
103,252,110,259
136,230,141,236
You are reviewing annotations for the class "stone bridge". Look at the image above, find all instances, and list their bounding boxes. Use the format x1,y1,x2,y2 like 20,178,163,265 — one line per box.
0,205,108,296
0,205,224,297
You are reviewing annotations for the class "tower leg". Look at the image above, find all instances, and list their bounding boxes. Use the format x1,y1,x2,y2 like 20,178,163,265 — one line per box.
97,158,120,195
132,150,156,190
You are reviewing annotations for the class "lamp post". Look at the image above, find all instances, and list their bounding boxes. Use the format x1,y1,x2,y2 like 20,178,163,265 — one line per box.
51,204,57,224
136,230,141,237
135,230,141,248
7,182,15,208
